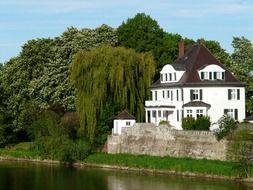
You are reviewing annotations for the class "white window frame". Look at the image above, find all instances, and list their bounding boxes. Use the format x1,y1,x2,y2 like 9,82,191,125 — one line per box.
186,110,193,117
193,89,199,100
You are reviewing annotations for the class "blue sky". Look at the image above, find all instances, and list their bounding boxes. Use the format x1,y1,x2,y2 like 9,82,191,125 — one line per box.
1,0,253,63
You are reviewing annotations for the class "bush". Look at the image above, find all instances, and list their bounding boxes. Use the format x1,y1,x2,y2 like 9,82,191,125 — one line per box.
182,117,196,130
182,116,211,131
159,120,169,126
227,129,253,178
214,115,238,141
33,136,91,162
195,116,211,130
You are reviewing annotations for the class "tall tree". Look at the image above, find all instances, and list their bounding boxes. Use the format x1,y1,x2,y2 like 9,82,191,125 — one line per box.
231,36,253,114
117,13,182,78
70,46,155,143
1,25,118,131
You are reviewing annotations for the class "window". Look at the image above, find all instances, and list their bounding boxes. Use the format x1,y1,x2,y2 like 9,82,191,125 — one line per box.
167,90,170,98
228,89,240,100
158,110,161,117
200,72,208,80
165,74,168,81
162,90,165,98
169,73,172,81
174,73,177,81
177,110,179,121
176,90,179,101
186,110,192,117
152,110,156,118
196,109,204,118
155,91,157,100
160,74,163,82
224,109,238,120
190,89,203,101
126,121,131,126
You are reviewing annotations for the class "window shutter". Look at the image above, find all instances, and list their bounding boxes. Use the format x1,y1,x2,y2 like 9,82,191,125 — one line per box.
201,72,204,80
228,89,232,100
222,72,225,80
200,89,203,100
234,109,238,120
214,72,217,79
190,90,193,101
237,89,240,100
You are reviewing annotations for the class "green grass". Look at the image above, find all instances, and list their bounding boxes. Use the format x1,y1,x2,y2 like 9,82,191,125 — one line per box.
0,142,41,159
83,153,243,177
0,144,251,178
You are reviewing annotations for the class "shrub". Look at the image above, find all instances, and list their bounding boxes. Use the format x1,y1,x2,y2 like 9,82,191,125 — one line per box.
195,116,211,130
227,129,253,178
182,117,196,130
159,120,169,126
33,136,91,162
214,115,238,141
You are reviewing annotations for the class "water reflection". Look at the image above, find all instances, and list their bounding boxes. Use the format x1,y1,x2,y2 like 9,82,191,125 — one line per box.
0,161,251,190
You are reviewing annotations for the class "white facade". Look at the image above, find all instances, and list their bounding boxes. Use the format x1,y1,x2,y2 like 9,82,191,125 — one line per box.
145,86,245,129
145,44,246,130
112,119,135,135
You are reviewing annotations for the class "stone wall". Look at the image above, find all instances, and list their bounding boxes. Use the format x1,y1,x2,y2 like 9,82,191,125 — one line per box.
108,123,228,160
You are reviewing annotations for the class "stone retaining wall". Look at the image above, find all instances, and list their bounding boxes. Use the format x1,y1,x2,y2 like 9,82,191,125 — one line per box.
108,123,228,160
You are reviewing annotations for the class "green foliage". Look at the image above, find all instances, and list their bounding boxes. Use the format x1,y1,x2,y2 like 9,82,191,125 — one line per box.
231,36,253,114
1,25,118,134
182,117,196,130
214,115,238,141
117,13,181,78
34,136,91,162
159,120,170,126
195,116,211,130
31,110,61,139
84,153,239,177
59,112,80,140
71,46,155,143
182,116,210,130
227,129,253,178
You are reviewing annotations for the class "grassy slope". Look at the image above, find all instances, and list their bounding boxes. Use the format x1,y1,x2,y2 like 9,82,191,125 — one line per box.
83,153,239,177
0,143,246,178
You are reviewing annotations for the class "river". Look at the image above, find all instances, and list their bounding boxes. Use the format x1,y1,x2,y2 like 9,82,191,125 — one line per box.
0,160,251,190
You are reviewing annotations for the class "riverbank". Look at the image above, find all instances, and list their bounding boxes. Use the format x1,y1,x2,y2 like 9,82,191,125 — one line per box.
0,149,252,183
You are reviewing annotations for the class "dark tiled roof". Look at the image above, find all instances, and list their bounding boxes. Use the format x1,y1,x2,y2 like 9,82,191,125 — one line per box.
151,44,245,89
183,101,211,108
114,111,136,120
245,114,253,121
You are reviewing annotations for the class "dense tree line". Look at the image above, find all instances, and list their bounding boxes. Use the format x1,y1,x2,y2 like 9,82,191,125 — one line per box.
0,13,252,153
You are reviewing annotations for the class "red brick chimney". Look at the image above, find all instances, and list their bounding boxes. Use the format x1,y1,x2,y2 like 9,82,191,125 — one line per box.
179,40,184,58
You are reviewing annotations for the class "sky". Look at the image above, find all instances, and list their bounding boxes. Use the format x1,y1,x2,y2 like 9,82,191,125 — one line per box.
1,0,253,63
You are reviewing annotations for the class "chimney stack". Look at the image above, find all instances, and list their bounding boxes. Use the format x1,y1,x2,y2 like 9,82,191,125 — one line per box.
179,40,184,58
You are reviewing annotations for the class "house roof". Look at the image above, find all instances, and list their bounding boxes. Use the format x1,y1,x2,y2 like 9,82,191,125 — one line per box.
151,44,245,89
245,114,253,121
183,101,211,108
114,110,136,120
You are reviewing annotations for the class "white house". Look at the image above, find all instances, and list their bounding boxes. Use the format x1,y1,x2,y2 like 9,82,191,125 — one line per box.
112,111,136,135
145,41,246,130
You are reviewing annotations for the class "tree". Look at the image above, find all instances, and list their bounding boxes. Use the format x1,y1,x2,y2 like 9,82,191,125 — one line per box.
117,13,182,78
70,46,155,143
204,40,231,68
214,115,238,141
231,36,253,114
1,25,118,135
227,129,253,178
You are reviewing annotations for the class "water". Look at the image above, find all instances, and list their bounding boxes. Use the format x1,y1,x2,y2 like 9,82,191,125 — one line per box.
0,160,251,190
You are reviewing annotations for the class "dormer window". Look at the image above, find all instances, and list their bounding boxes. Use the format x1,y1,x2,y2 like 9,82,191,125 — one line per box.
200,71,225,80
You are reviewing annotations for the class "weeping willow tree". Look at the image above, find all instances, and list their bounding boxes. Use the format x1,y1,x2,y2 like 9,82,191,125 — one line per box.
70,46,155,143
